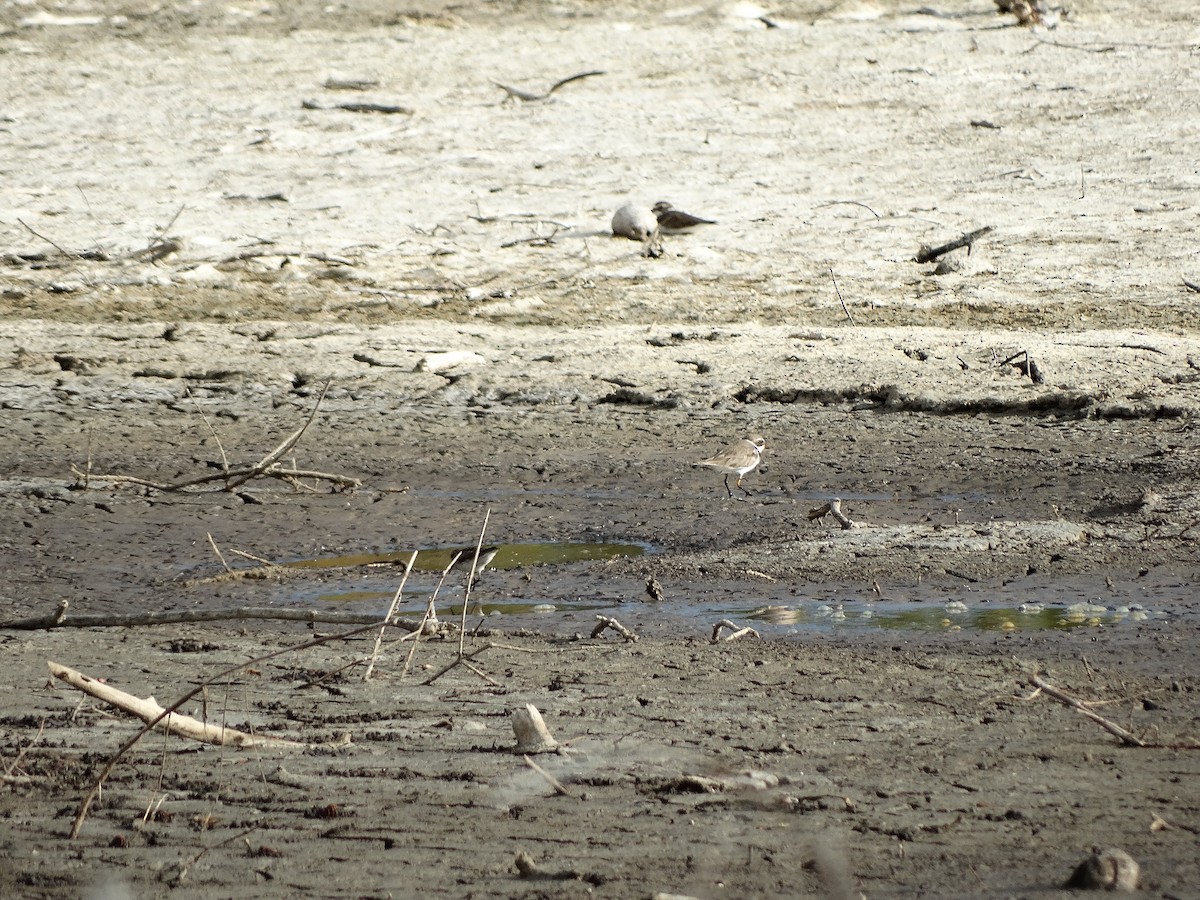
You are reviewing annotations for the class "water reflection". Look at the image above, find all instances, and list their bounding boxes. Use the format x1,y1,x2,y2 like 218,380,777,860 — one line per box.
285,540,649,573
744,600,1153,633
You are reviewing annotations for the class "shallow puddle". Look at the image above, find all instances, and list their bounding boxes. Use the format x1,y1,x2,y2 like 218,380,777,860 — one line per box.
286,540,649,574
279,543,1178,636
741,599,1155,633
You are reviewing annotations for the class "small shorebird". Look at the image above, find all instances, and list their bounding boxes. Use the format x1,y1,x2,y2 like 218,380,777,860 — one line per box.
448,545,500,589
695,435,766,499
611,201,658,241
652,201,715,234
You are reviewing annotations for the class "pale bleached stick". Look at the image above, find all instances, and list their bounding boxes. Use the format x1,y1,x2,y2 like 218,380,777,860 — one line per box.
459,509,492,655
48,662,302,749
206,532,232,574
66,614,425,839
523,754,573,797
711,619,760,643
401,550,463,677
591,615,638,642
363,551,418,682
1026,672,1146,747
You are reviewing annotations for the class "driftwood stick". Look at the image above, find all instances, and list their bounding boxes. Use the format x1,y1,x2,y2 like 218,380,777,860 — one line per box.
711,619,760,643
591,615,638,642
1026,672,1146,747
829,268,855,326
17,217,74,257
72,463,361,493
0,605,425,632
66,614,418,839
807,498,856,529
225,379,330,489
421,642,495,686
3,717,47,780
362,551,419,682
459,510,492,655
49,662,302,749
523,754,574,797
207,533,232,574
915,225,994,264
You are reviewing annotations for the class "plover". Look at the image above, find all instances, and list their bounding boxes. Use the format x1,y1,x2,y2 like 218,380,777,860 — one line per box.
611,201,659,241
447,545,500,590
652,201,715,234
695,435,766,499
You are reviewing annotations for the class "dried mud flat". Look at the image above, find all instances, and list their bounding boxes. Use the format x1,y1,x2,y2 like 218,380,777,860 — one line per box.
2,0,1200,898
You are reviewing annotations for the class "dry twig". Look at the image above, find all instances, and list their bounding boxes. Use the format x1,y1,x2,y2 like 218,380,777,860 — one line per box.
711,619,760,643
915,226,994,264
807,498,856,529
1024,672,1145,747
591,615,638,642
363,551,419,682
494,70,605,103
523,755,574,797
49,662,301,749
0,604,427,631
64,614,426,838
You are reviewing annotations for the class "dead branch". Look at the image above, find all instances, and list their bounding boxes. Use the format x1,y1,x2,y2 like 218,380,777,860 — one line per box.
71,462,361,493
999,349,1045,384
1183,277,1200,294
225,379,330,489
0,604,427,631
711,619,760,643
494,69,605,103
807,498,856,529
67,614,423,839
49,662,302,749
459,511,493,653
1025,672,1146,747
591,614,638,642
915,225,994,264
362,551,419,682
3,717,46,780
523,754,574,797
17,217,76,257
829,268,855,326
69,379,360,494
422,642,495,686
301,99,412,114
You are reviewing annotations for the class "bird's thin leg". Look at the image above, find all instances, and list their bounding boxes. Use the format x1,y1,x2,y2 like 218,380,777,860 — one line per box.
736,475,752,498
723,475,734,499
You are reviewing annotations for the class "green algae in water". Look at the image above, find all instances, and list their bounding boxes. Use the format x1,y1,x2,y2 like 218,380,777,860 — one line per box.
285,541,648,573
